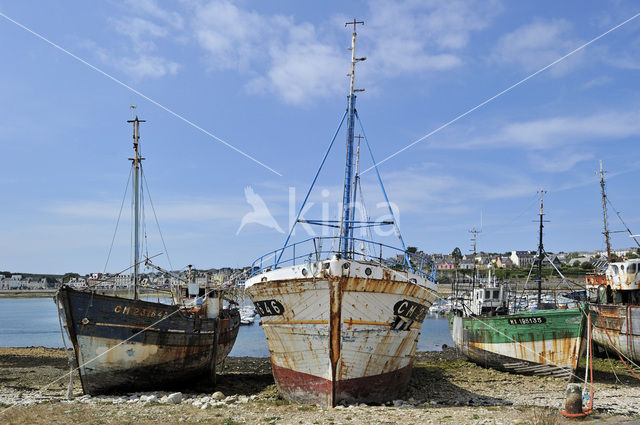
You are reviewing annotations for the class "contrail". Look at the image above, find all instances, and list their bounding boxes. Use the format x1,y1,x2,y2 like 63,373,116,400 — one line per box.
362,11,640,175
0,11,282,177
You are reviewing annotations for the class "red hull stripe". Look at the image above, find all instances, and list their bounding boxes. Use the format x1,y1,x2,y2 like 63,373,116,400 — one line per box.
271,361,413,406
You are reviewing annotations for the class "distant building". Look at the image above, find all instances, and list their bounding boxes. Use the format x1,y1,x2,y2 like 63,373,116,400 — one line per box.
510,251,534,267
542,254,562,268
458,259,475,270
495,256,515,269
435,260,456,271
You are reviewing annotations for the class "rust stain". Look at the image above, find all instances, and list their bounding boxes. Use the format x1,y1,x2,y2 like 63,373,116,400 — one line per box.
328,276,343,407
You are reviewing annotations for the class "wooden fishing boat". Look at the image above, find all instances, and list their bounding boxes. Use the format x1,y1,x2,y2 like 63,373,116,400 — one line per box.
450,193,587,377
585,161,640,361
587,263,640,361
245,22,438,407
450,300,586,376
55,116,240,395
56,284,239,394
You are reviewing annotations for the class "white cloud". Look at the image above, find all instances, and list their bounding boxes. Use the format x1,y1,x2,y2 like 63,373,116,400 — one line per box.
528,150,594,173
366,0,501,75
90,3,183,80
492,19,584,76
112,17,169,50
49,199,243,222
460,110,640,150
192,1,344,104
193,0,278,71
247,25,346,104
581,75,612,89
118,55,180,79
125,0,184,30
190,0,502,104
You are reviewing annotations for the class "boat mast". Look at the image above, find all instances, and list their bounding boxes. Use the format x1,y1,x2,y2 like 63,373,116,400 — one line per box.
128,112,145,300
469,228,480,294
536,190,547,305
597,160,611,262
339,19,365,257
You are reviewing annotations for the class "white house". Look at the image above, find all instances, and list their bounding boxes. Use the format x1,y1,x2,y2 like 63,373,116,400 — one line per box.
510,251,534,267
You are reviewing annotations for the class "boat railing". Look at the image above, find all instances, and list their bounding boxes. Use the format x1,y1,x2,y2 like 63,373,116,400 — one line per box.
250,236,436,283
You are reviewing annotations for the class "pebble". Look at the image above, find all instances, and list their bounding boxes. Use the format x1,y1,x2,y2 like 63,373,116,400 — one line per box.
212,391,225,400
166,392,183,405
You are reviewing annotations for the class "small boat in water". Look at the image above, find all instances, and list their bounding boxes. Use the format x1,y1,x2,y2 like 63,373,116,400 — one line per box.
450,193,587,377
245,22,438,407
55,116,240,395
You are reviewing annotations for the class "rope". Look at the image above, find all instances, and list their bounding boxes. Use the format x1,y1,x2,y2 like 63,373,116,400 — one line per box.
355,112,411,268
142,172,173,271
276,110,347,266
103,166,133,274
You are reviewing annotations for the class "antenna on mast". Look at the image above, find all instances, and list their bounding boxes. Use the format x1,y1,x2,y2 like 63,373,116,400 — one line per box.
596,160,611,262
345,19,366,96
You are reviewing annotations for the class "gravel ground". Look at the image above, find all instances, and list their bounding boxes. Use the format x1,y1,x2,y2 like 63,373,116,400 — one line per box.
1,347,640,424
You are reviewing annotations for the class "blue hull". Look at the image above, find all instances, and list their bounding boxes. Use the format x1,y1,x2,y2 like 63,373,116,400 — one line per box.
56,285,240,395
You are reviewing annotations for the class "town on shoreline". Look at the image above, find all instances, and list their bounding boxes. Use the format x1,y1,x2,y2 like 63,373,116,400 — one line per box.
2,246,638,293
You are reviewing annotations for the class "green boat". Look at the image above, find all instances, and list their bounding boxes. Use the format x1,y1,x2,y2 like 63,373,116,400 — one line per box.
449,192,587,377
450,302,587,377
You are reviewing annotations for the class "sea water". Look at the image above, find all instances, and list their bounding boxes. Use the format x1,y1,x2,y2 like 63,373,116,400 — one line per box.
0,298,453,356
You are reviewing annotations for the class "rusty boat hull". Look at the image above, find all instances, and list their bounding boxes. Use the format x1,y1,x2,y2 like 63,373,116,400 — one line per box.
590,304,640,362
246,257,438,407
450,307,586,377
56,285,240,395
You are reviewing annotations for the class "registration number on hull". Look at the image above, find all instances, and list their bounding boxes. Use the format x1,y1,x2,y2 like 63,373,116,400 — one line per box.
508,316,546,325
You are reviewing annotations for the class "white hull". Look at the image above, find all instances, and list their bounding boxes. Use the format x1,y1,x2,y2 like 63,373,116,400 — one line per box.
246,257,437,406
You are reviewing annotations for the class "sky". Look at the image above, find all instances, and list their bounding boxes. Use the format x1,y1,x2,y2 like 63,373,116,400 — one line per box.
2,0,640,275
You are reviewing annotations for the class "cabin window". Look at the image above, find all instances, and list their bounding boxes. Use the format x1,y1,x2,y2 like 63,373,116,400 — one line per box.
628,263,637,274
611,265,619,275
485,290,490,299
493,290,499,298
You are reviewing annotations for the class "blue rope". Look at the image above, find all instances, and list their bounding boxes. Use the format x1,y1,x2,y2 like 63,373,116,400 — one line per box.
355,111,413,271
275,110,348,267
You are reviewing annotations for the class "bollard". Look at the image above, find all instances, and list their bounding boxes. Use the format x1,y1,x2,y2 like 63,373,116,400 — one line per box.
563,383,583,416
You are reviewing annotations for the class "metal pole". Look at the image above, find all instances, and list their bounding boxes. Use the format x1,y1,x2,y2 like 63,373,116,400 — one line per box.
339,20,365,257
537,190,546,305
127,114,145,300
597,160,611,261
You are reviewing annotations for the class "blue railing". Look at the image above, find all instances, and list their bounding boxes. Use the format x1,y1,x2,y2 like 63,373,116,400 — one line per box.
250,236,436,283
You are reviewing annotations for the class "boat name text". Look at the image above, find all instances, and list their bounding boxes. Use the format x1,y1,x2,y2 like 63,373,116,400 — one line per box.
114,305,168,318
255,299,285,317
393,300,427,322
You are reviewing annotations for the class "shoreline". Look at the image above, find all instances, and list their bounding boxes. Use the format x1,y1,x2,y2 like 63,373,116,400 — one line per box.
2,347,640,424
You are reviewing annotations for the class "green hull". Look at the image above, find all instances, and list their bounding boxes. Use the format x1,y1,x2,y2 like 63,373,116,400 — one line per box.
450,307,586,377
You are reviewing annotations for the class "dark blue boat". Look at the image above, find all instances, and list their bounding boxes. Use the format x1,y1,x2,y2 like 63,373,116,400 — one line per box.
55,115,240,395
56,285,240,394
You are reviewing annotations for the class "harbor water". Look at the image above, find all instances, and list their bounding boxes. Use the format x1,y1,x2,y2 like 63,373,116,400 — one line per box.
0,297,453,356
